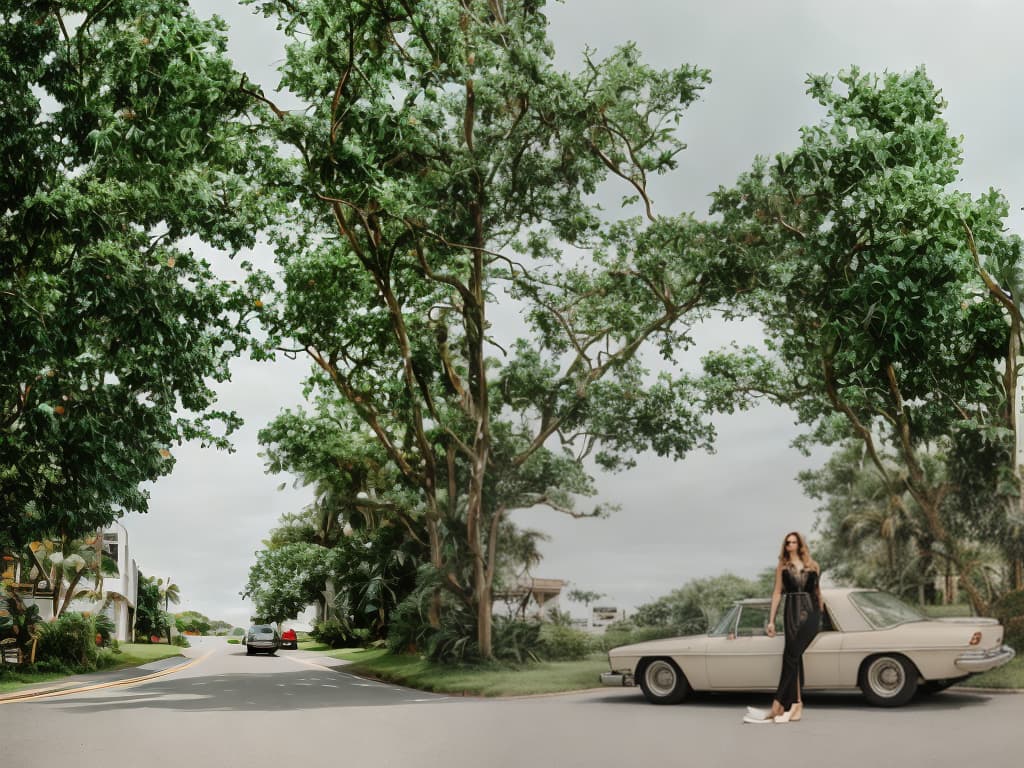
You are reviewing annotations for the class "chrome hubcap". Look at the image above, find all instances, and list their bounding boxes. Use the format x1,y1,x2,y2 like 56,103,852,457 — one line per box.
869,658,905,697
645,660,677,697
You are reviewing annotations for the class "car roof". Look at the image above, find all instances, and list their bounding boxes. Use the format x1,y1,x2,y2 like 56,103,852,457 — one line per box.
735,588,874,631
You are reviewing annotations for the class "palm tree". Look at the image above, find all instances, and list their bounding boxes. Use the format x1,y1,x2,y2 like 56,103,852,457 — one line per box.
157,578,181,643
33,535,119,618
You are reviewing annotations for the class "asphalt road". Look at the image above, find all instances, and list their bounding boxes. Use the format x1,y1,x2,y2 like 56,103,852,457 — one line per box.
2,637,1020,767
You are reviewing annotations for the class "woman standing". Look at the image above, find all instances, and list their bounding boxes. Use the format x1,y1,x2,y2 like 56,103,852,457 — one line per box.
744,531,822,724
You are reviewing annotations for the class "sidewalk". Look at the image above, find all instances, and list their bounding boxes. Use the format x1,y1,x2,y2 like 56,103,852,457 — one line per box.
0,653,190,703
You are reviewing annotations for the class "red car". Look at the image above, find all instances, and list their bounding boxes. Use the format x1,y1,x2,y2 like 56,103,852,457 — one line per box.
279,628,298,650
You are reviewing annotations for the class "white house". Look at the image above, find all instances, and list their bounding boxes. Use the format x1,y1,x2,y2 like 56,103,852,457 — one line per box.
2,526,139,642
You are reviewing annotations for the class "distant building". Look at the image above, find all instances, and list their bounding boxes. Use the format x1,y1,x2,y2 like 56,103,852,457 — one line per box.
493,577,568,621
589,605,625,632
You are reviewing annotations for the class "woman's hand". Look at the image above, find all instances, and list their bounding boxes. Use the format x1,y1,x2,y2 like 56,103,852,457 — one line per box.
766,623,776,638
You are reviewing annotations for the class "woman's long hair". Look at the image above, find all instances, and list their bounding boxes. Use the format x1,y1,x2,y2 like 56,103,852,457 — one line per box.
777,531,819,571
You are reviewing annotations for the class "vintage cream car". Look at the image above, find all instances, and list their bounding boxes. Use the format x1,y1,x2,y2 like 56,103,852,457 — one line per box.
601,588,1015,707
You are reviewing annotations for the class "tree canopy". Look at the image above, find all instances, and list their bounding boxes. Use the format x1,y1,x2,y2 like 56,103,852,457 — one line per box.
244,0,743,658
0,0,275,547
706,67,1022,611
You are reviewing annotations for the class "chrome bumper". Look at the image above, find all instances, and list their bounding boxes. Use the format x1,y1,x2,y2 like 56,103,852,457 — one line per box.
600,671,635,687
955,645,1016,673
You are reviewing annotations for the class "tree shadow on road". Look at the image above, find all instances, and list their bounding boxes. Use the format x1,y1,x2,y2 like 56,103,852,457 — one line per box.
47,667,455,714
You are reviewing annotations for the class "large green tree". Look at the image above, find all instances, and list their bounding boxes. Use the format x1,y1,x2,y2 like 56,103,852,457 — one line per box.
0,0,274,548
246,0,738,657
706,68,1019,613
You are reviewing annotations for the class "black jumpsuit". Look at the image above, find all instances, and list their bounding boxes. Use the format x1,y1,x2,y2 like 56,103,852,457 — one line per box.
775,565,821,708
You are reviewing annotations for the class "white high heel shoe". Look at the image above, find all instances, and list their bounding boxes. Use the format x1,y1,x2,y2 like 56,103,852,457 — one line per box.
773,702,803,723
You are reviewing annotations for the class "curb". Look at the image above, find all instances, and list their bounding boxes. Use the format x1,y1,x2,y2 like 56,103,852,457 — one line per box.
0,650,212,704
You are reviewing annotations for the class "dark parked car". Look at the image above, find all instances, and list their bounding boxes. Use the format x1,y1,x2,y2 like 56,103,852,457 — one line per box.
245,624,280,656
279,628,298,650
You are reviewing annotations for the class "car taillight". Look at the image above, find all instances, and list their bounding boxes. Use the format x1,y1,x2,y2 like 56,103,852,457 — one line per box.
969,632,982,646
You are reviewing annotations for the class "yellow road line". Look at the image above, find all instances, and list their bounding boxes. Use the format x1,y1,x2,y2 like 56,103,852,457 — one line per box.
0,649,215,704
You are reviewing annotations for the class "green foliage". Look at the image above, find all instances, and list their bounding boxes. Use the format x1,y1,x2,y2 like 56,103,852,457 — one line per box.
802,441,939,601
386,566,478,663
310,618,359,649
1004,617,1024,654
538,623,588,661
246,0,727,658
0,590,43,659
984,586,1024,652
709,66,1022,613
632,572,761,631
170,635,190,648
37,612,97,670
490,616,541,664
243,542,331,627
588,623,690,654
174,611,212,635
93,612,115,647
134,573,170,640
0,0,278,546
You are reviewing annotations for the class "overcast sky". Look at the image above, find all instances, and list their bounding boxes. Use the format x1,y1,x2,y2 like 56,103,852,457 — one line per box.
121,0,1024,627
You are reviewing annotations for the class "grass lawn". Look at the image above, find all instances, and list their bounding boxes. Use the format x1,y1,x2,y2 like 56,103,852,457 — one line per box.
312,647,609,697
0,643,183,695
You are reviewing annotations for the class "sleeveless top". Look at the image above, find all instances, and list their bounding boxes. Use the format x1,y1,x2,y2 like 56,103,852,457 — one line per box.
781,564,819,594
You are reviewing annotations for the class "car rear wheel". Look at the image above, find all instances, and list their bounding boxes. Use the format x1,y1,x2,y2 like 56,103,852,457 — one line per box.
638,658,690,705
268,650,277,656
246,647,253,656
859,654,918,707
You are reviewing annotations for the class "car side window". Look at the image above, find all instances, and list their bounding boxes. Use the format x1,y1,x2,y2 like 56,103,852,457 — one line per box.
735,605,776,637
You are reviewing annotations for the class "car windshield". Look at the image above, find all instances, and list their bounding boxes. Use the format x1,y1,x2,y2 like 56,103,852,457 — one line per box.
250,626,274,635
709,605,739,636
849,591,927,629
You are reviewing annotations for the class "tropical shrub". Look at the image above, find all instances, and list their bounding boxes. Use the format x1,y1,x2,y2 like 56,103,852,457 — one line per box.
491,617,541,664
311,618,357,649
588,622,696,654
37,612,97,670
991,590,1024,652
538,624,589,661
1003,616,1024,653
0,592,42,660
93,613,115,647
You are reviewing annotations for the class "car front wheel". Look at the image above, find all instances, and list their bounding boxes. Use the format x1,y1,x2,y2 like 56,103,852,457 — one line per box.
859,654,918,707
638,658,690,705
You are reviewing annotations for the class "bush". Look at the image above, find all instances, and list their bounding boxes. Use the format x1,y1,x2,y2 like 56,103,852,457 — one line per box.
93,613,115,647
312,618,358,649
1004,616,1024,653
95,649,120,670
991,589,1024,624
538,624,588,661
37,613,98,670
988,590,1024,653
491,616,541,663
588,623,694,654
171,635,190,648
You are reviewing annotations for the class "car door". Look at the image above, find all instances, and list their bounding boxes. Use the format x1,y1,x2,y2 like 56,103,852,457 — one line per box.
803,601,840,688
706,603,783,689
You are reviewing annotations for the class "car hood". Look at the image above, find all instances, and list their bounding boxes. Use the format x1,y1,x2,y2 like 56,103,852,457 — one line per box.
608,633,707,657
